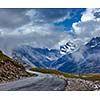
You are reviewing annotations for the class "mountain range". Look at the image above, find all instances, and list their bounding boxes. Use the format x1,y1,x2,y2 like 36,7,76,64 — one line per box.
12,37,100,74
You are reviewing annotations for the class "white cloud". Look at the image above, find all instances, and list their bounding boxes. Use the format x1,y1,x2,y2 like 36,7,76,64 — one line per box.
81,8,96,21
72,8,100,44
81,8,100,21
72,22,82,34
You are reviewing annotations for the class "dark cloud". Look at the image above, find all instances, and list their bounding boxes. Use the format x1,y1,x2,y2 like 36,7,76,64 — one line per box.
36,9,69,22
28,8,75,24
0,8,30,29
0,8,74,29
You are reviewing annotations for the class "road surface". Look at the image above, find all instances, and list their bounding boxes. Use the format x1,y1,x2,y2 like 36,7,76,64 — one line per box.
0,70,67,91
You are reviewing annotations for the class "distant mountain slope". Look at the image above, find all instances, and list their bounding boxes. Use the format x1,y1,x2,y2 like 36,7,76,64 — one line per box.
78,37,100,73
12,45,61,68
0,51,31,83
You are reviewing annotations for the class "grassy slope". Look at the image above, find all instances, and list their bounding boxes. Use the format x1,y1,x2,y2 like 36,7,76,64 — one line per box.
30,68,100,81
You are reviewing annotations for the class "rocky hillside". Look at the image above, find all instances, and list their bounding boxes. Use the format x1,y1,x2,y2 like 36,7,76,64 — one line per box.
0,51,32,83
65,78,100,91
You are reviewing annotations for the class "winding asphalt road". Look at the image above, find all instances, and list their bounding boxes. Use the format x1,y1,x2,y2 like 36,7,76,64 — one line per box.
0,70,67,91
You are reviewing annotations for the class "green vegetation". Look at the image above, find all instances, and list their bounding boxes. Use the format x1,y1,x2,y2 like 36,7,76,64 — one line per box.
30,68,100,81
79,74,100,81
30,68,80,78
0,51,8,62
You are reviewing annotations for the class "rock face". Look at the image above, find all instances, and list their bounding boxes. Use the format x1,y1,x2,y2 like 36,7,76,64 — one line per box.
0,51,30,83
60,41,76,55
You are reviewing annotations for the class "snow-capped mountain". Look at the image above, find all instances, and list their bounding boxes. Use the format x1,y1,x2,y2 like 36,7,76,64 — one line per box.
57,37,100,73
12,37,100,74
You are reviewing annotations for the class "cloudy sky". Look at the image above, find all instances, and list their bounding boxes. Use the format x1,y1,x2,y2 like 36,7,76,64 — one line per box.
0,8,100,56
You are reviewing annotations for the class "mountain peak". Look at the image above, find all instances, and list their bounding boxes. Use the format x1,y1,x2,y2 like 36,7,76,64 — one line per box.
60,41,76,55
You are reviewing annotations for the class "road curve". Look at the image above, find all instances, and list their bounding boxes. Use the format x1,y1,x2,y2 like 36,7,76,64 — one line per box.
0,70,67,91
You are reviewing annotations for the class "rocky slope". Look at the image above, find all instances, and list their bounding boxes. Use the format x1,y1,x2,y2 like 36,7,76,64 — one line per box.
0,51,32,83
65,78,100,91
